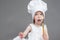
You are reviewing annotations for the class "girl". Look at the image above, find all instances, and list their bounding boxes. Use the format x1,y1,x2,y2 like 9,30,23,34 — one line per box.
13,0,49,40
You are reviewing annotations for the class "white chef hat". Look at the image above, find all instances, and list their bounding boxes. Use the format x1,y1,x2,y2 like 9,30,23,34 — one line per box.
27,0,48,19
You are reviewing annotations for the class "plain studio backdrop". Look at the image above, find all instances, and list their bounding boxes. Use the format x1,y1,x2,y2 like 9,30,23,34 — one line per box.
0,0,60,40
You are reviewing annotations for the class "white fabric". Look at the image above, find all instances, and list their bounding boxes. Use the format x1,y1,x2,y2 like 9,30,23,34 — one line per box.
13,36,26,40
13,23,47,40
28,23,43,40
27,0,47,19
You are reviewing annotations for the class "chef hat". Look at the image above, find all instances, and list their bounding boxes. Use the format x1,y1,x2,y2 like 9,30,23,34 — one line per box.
27,0,48,19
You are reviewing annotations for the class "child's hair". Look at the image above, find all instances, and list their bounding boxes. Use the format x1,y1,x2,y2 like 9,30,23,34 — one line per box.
33,19,35,24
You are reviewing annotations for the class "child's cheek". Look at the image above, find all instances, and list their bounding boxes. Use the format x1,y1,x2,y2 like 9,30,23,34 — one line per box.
41,16,44,20
34,16,37,20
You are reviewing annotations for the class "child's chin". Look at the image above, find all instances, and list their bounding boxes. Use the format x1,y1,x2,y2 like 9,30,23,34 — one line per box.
37,22,42,24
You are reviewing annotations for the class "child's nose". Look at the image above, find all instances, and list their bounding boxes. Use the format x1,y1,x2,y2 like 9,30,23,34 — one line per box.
38,15,43,19
38,15,41,18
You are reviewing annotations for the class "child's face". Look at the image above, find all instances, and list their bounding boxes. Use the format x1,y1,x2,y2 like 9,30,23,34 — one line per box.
34,11,44,25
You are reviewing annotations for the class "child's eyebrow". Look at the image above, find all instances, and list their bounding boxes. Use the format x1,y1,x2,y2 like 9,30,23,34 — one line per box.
40,13,43,15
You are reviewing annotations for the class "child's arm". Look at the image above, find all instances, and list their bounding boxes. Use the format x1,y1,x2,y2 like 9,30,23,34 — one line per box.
19,24,32,38
43,25,49,40
23,25,32,37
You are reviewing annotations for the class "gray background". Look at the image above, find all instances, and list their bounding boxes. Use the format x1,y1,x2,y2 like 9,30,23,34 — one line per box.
0,0,60,40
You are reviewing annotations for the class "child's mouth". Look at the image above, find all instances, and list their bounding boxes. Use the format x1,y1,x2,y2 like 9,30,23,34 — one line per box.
37,19,41,22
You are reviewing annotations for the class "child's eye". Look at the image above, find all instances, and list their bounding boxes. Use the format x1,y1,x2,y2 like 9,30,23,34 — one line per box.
40,13,44,16
35,14,38,15
40,13,43,15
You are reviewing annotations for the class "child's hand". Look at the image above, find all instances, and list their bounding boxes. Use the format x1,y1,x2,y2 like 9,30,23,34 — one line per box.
19,32,24,39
